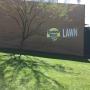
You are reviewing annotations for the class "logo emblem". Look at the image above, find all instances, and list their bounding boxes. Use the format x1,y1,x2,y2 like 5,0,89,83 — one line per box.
47,28,60,41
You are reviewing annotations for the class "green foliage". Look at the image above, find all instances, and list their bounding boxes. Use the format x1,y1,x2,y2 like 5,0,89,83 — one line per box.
0,53,66,90
0,53,90,90
38,3,69,19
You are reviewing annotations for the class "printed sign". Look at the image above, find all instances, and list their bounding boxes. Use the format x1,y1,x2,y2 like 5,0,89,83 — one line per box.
47,28,60,41
0,2,85,56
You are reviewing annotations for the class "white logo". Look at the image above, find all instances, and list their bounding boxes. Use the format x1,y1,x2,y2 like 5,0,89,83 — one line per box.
62,28,78,38
47,28,60,41
47,28,78,41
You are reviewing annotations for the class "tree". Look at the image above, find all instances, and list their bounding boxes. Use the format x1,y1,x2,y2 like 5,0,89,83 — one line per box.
0,0,48,56
77,0,81,4
0,0,70,56
0,0,67,90
0,0,82,89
